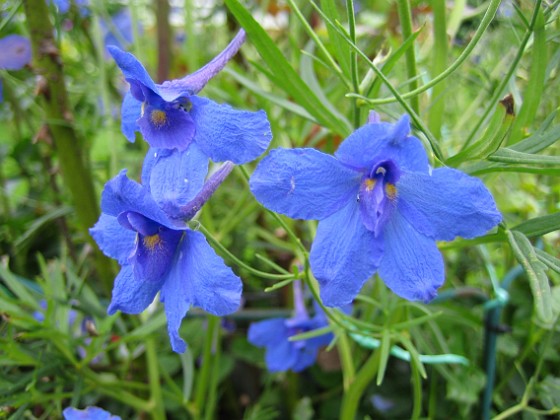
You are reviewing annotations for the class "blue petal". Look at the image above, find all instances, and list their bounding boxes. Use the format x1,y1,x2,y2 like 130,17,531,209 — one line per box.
100,170,185,230
265,338,299,372
158,30,246,98
250,148,359,220
397,168,502,241
121,91,141,142
107,265,164,315
160,230,242,352
89,214,135,265
189,96,272,164
248,318,288,346
145,143,208,216
291,346,319,372
137,101,195,150
63,406,121,420
310,200,383,307
378,210,444,302
0,35,32,70
335,116,429,174
107,45,158,93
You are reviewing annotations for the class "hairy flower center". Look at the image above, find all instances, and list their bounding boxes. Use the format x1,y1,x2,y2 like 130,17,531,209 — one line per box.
385,183,397,199
150,110,168,127
143,234,162,250
364,178,376,192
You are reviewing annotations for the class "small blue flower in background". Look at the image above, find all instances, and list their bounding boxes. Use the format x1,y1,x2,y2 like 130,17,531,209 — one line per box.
50,0,89,15
250,113,502,307
101,9,137,54
108,30,272,164
248,281,337,372
63,406,120,420
90,160,242,353
0,34,32,103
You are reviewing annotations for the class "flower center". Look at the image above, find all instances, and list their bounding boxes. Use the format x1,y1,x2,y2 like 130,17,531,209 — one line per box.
143,234,162,250
150,110,168,127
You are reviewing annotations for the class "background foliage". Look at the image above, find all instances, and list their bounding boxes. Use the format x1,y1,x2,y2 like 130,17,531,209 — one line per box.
1,0,559,419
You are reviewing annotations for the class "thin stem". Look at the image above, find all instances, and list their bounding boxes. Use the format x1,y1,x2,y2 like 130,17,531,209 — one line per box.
146,337,166,420
339,351,380,420
428,0,447,138
194,315,219,419
346,0,360,128
396,0,420,114
336,329,356,391
204,320,222,420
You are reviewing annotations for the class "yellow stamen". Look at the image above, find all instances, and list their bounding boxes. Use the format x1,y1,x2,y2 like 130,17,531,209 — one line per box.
150,110,167,127
364,178,376,191
385,183,397,199
143,234,161,250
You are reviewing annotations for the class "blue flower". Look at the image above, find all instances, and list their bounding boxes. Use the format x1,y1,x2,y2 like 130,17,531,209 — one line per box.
90,160,242,353
101,9,136,53
63,406,120,420
248,281,336,372
0,35,32,70
108,30,272,164
250,114,502,307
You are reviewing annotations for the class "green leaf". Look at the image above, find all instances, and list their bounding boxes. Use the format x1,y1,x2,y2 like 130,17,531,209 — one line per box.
511,110,560,154
224,0,352,136
0,259,40,310
376,328,391,385
506,230,553,323
535,249,560,274
512,212,560,237
488,147,560,166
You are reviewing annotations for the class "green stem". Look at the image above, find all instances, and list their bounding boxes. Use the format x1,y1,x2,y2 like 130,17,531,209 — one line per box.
396,0,419,114
339,351,380,420
346,0,360,128
336,329,356,391
194,315,219,419
23,0,114,292
204,319,221,420
146,338,166,420
427,0,447,138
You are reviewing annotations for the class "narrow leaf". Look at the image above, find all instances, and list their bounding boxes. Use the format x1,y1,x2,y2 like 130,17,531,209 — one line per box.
513,212,560,237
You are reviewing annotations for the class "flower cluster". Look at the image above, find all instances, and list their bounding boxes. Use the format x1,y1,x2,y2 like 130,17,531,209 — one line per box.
91,31,272,353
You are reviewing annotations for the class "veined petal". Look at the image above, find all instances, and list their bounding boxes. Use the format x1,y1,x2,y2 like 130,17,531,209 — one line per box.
121,91,141,142
250,148,359,220
310,200,383,307
89,214,135,265
100,170,185,230
397,168,502,241
158,30,246,99
160,230,242,353
378,210,444,303
0,35,31,70
248,318,287,346
107,265,163,315
146,143,208,216
137,102,195,150
335,116,429,174
189,96,272,164
107,45,158,93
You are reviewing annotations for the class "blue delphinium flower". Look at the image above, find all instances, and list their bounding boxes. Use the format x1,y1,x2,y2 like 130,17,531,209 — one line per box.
63,406,120,420
250,113,502,307
0,35,32,70
90,160,242,353
107,30,272,164
248,281,335,372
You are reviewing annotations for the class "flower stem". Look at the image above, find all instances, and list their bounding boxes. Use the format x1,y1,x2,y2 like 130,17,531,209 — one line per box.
346,0,360,128
396,0,419,114
339,350,380,420
194,315,219,419
146,337,166,420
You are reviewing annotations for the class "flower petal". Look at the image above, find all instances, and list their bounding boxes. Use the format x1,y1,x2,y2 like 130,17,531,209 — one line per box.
160,230,242,352
89,214,135,265
248,318,287,346
250,148,359,220
310,201,383,307
378,210,444,302
397,168,502,241
145,143,208,215
120,91,141,142
107,45,158,93
158,30,246,99
0,35,31,70
335,115,429,174
265,338,298,372
63,406,121,420
189,96,272,164
137,101,195,150
100,170,185,229
107,265,163,315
